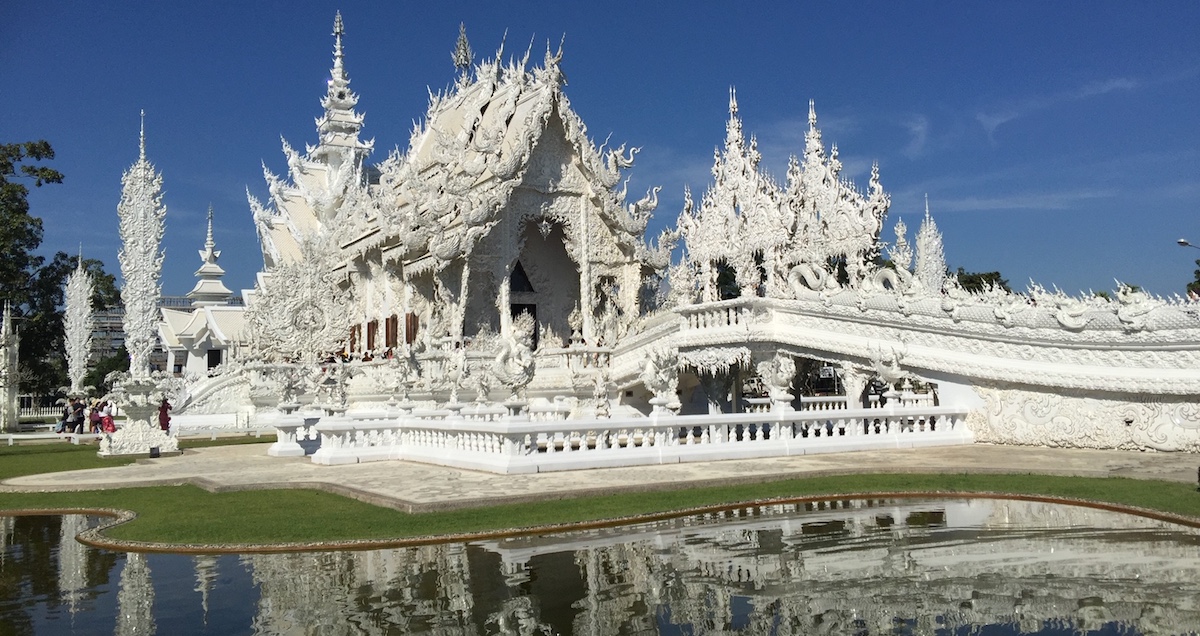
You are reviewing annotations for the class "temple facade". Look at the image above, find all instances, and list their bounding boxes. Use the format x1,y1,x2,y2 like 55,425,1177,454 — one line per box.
157,13,1200,463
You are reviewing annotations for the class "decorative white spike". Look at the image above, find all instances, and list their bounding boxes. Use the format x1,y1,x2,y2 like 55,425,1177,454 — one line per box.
117,115,166,381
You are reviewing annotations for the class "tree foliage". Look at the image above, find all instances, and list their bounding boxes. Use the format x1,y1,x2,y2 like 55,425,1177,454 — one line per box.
955,267,1011,294
82,345,130,396
1188,260,1200,299
2,141,120,393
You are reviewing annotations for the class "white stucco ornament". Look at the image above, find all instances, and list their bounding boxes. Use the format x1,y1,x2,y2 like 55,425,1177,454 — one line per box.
99,376,178,457
117,112,167,381
245,233,349,365
63,253,94,395
491,312,536,400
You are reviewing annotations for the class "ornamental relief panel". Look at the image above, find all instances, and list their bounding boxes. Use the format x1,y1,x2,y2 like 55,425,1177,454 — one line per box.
773,308,1200,372
967,385,1200,453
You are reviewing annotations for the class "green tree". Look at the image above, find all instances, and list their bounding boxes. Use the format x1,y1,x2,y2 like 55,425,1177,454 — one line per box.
21,252,121,392
2,141,121,393
1188,260,1200,299
956,267,1011,294
0,141,59,310
82,345,130,396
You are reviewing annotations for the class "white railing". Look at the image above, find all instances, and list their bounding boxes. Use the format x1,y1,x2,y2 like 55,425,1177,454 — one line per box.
799,396,849,411
294,402,972,472
680,301,752,331
3,431,103,446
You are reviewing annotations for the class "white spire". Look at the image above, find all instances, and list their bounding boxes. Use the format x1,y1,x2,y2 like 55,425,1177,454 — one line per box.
117,113,167,381
138,109,146,161
889,217,912,272
915,194,947,293
188,205,233,306
313,11,373,164
63,250,94,394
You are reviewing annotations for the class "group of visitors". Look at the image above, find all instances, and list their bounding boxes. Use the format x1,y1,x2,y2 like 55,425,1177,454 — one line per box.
56,398,117,434
55,397,173,435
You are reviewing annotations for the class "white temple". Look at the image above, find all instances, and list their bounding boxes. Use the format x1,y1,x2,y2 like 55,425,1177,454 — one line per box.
151,13,1200,469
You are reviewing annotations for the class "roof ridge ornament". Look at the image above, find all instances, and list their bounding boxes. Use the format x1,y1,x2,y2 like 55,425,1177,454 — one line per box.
332,11,346,79
452,22,474,75
138,109,146,162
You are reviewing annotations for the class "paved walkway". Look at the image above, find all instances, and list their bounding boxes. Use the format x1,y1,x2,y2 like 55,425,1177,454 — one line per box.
3,443,1198,512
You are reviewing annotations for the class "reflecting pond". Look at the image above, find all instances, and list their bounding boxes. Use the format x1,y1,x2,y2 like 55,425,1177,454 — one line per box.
3,498,1200,635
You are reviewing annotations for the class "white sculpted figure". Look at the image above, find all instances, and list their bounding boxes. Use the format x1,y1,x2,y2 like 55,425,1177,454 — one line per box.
756,353,796,403
492,312,536,400
640,347,680,407
1116,282,1156,331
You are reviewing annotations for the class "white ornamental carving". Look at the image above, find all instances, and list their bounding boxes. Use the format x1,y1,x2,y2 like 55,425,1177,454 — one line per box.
117,113,167,381
245,234,349,365
491,312,536,400
99,419,178,456
63,254,94,395
755,353,796,404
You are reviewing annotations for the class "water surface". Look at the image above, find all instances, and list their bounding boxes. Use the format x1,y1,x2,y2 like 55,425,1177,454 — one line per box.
3,498,1199,634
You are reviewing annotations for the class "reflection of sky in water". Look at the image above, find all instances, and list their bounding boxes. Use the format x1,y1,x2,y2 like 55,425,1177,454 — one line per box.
2,498,1200,634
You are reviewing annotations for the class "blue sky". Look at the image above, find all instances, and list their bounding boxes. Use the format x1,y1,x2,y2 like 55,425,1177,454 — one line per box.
3,2,1198,297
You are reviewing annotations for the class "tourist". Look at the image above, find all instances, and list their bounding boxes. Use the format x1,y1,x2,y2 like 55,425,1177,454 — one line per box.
55,399,70,434
158,398,172,432
88,400,102,433
70,398,85,435
100,401,116,433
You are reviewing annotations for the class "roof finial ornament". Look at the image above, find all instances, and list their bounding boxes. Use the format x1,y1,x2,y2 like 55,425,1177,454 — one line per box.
729,87,738,116
808,100,817,128
332,11,346,79
139,109,146,161
205,204,215,251
452,22,474,74
924,193,931,220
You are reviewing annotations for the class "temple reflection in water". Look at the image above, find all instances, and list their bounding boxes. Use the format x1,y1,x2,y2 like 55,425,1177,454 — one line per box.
3,499,1200,634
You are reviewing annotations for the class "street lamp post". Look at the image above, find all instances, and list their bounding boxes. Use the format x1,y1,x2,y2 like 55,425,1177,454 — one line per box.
1178,238,1200,250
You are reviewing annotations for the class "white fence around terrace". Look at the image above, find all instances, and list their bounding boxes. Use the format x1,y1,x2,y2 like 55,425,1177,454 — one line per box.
269,402,972,474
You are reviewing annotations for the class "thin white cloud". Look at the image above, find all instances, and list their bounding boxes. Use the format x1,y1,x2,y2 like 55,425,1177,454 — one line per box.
976,76,1139,141
932,189,1117,213
976,111,1018,143
902,115,929,159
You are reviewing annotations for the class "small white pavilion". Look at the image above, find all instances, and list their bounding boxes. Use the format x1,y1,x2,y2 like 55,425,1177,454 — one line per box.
158,208,246,376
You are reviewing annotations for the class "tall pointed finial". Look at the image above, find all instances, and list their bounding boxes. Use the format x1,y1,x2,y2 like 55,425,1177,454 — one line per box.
729,87,738,116
924,193,931,219
452,22,474,73
205,205,215,250
808,100,817,128
139,109,146,161
332,11,346,79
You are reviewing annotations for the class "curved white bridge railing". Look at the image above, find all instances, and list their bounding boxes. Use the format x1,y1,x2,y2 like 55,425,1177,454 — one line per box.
281,403,971,474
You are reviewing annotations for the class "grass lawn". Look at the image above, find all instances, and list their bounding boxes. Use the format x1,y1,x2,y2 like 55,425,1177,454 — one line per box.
2,442,1199,547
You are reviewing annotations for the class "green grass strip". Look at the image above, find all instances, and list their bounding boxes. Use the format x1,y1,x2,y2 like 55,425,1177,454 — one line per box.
2,471,1199,547
3,441,1200,547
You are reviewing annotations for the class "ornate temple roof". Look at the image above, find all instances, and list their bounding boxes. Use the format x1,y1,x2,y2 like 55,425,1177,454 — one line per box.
249,16,660,278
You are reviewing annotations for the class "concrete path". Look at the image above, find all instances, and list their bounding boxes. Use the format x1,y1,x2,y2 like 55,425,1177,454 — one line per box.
4,443,1198,513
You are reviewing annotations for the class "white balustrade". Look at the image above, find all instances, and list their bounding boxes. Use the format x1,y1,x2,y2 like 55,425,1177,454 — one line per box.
290,401,972,473
799,396,849,411
267,413,319,457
